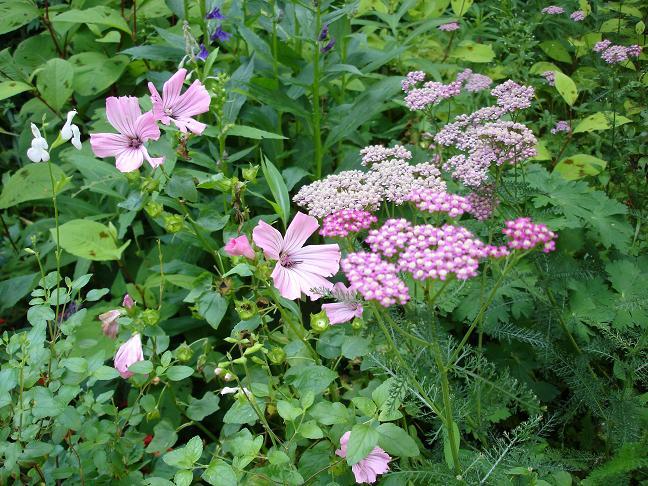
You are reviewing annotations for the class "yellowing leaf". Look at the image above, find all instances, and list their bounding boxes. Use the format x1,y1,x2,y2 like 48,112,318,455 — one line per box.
51,220,130,261
554,72,578,106
451,0,473,16
450,41,495,63
573,112,632,133
555,154,607,180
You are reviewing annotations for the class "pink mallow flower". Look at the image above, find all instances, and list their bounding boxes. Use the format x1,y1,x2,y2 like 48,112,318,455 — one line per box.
148,68,211,135
252,212,341,300
114,333,144,379
99,309,121,339
225,235,256,259
336,431,391,484
90,96,163,173
322,283,363,324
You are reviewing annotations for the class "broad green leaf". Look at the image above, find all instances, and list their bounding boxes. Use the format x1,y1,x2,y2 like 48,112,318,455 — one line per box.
277,400,303,421
0,273,38,311
284,364,337,395
186,392,220,421
0,163,69,209
96,30,121,43
573,112,632,133
202,460,237,486
197,291,228,329
121,45,185,61
163,436,203,469
147,421,178,454
36,58,74,111
299,420,324,439
346,424,379,466
228,125,287,140
555,154,607,180
261,156,290,228
0,0,39,35
531,141,552,161
450,41,495,63
377,423,420,457
553,72,578,106
93,366,120,380
166,365,194,381
540,41,571,63
51,220,130,261
451,0,473,15
68,52,129,96
0,80,31,101
53,7,131,33
128,360,153,374
13,33,58,70
530,61,561,75
309,401,349,425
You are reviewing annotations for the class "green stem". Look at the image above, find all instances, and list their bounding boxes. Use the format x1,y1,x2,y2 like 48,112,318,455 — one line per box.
312,3,323,180
47,160,62,335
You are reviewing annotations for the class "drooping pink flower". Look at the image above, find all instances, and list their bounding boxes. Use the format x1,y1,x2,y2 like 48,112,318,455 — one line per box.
99,309,121,339
122,294,135,309
336,431,391,484
148,68,211,135
225,235,256,259
90,97,163,173
252,212,341,300
114,333,144,379
322,283,363,324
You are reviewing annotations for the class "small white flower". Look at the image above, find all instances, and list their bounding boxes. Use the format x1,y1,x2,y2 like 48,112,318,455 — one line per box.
27,123,50,163
220,386,252,398
60,110,82,150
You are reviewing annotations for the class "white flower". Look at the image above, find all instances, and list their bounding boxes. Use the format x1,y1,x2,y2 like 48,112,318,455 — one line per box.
27,123,50,163
220,386,252,398
60,110,82,150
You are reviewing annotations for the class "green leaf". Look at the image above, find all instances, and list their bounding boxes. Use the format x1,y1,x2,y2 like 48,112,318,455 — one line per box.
68,53,129,96
0,273,38,311
377,423,420,457
352,397,377,417
0,0,39,35
96,31,121,43
86,288,109,301
93,366,120,380
163,436,203,469
284,364,338,395
451,0,473,15
186,392,220,421
197,291,229,329
0,163,69,209
62,357,88,374
450,41,495,63
261,156,291,228
277,400,303,421
121,45,185,61
540,41,572,63
553,72,578,106
53,6,131,33
0,80,31,101
51,220,130,261
146,420,178,454
346,424,379,466
27,305,54,327
573,112,632,133
341,335,370,358
36,58,74,111
228,124,287,140
202,460,237,486
128,360,153,374
309,401,349,425
174,470,193,486
555,154,607,180
299,420,324,439
166,365,194,381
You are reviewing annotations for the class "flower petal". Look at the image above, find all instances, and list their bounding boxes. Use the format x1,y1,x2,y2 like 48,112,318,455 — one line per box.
283,212,319,253
322,302,359,324
271,264,302,300
115,148,144,173
162,68,187,109
106,96,141,138
292,244,340,276
172,79,211,118
252,220,283,260
90,133,129,158
135,111,161,142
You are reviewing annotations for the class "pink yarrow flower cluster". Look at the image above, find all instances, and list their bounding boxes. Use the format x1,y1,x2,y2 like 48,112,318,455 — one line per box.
593,40,642,64
570,10,585,21
542,71,556,86
551,120,571,134
320,210,377,237
466,185,498,220
90,69,210,173
503,218,556,253
541,6,564,15
438,22,460,31
402,69,492,111
407,189,472,218
342,252,410,307
360,144,412,165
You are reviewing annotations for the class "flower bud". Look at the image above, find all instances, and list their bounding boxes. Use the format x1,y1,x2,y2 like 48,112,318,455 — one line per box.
351,318,364,330
242,165,259,182
163,214,184,233
140,177,160,194
214,367,224,376
125,171,140,183
146,408,161,421
267,347,286,365
144,201,163,218
235,299,258,320
310,310,330,333
175,343,193,362
141,309,160,326
223,372,235,381
151,376,161,385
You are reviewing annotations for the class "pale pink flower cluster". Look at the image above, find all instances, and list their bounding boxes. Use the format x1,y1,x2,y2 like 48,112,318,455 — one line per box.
570,10,585,21
460,71,493,92
542,71,555,86
365,219,413,257
401,71,426,93
407,189,472,218
551,120,571,134
466,186,498,220
541,6,564,15
360,144,412,165
320,209,377,237
503,218,556,253
438,22,460,31
491,80,535,112
594,41,641,64
402,69,492,111
342,252,410,307
294,148,445,217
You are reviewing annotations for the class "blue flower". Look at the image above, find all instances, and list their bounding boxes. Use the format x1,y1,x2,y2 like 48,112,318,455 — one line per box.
318,24,329,41
210,26,231,43
197,44,209,61
206,7,224,20
320,37,336,53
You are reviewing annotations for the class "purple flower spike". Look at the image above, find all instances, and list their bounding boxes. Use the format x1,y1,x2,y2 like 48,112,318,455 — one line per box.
210,26,231,43
318,24,329,41
197,43,209,61
206,7,224,20
320,37,335,53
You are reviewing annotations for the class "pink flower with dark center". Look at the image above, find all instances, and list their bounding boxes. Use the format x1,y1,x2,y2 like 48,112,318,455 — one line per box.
99,309,121,339
252,212,341,300
114,333,144,378
90,96,163,173
336,431,391,484
148,68,211,135
322,283,363,324
225,235,255,259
